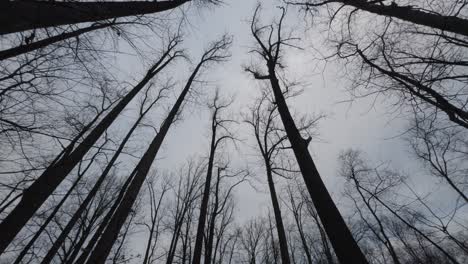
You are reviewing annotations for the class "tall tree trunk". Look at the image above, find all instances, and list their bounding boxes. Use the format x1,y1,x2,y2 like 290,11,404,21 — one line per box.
0,1,188,35
0,22,119,61
264,162,290,264
13,145,103,264
204,169,220,264
266,66,368,264
73,168,136,264
192,118,217,264
85,62,202,263
40,97,156,264
287,189,313,264
0,48,177,254
343,0,468,37
142,186,167,264
63,208,103,264
295,0,468,37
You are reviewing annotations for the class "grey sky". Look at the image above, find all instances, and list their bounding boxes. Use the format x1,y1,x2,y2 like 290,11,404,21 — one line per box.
26,0,464,257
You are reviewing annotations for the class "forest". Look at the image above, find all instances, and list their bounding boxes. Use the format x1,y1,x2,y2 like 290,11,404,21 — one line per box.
0,0,467,263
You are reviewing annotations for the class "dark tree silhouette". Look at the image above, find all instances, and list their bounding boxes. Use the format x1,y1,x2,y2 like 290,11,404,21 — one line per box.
192,90,237,264
39,83,170,264
246,5,368,264
0,1,188,35
84,35,231,263
0,35,182,254
287,0,468,37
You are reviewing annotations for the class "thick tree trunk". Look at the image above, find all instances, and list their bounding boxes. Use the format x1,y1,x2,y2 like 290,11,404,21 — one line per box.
337,0,468,37
266,67,368,264
0,51,175,254
0,22,116,61
264,162,290,264
0,1,188,35
85,63,201,263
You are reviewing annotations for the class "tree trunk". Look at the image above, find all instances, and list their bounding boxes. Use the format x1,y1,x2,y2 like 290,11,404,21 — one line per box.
73,168,136,264
13,159,90,264
0,1,188,35
192,121,217,264
142,187,167,264
266,66,368,264
336,0,468,37
264,162,290,264
0,22,118,61
84,63,201,263
40,103,151,264
0,51,175,254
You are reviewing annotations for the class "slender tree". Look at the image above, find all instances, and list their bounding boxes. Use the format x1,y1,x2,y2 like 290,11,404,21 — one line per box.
246,5,368,264
84,35,231,263
165,161,205,264
39,83,169,264
339,149,461,264
0,35,181,254
192,90,237,264
245,90,294,264
12,136,109,264
204,165,248,264
339,150,402,264
142,176,170,264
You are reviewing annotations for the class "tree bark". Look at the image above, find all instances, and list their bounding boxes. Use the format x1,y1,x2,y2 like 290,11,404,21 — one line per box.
0,1,188,35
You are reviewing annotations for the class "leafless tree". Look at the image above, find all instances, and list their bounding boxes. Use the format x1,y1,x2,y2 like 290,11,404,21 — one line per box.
245,5,368,263
0,33,182,254
192,90,238,264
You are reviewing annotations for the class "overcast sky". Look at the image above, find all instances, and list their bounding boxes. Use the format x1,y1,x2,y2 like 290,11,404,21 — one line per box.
106,0,462,235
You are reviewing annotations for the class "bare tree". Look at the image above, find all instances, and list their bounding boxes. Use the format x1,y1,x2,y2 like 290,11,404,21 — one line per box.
39,82,170,264
142,176,170,264
165,160,205,264
84,35,231,263
339,149,462,264
0,34,182,254
245,5,368,264
339,149,402,264
408,113,468,202
204,165,248,264
192,90,237,264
